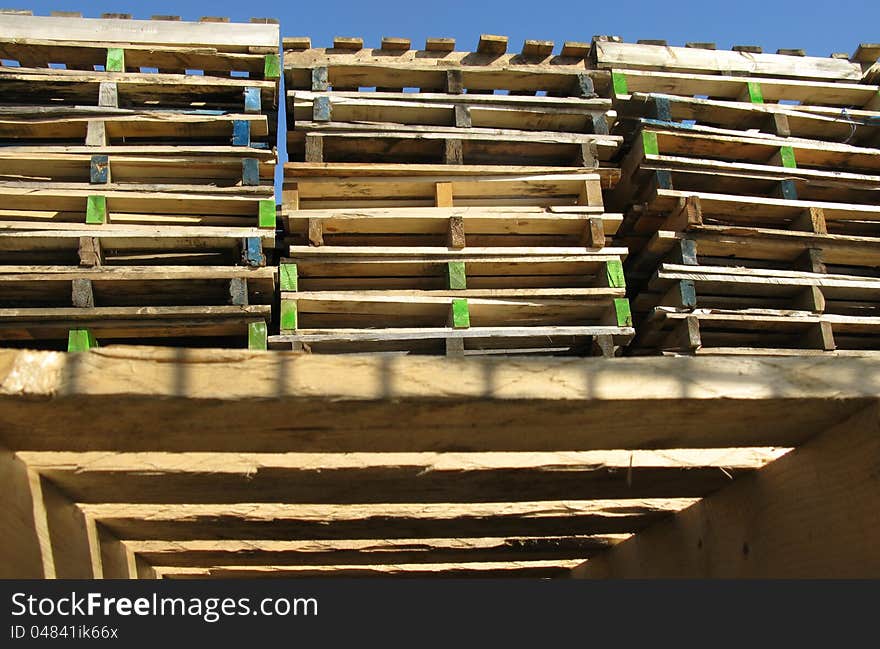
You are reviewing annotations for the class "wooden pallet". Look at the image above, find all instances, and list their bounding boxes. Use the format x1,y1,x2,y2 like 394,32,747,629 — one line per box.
613,93,880,146
0,110,272,145
284,251,628,290
0,264,275,350
626,126,880,175
288,127,620,166
622,190,880,258
289,91,613,135
283,164,611,209
0,151,274,186
271,252,632,356
285,209,620,250
629,227,880,289
0,305,270,350
0,68,278,112
0,265,276,307
0,184,276,227
633,307,880,355
282,165,616,250
284,36,607,97
635,263,880,317
0,222,272,266
619,166,880,216
0,13,280,79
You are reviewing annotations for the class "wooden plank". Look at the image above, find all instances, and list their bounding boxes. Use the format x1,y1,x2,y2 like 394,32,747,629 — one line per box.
0,349,874,452
0,306,270,341
289,92,609,134
572,404,880,578
81,499,697,540
477,35,508,56
639,126,880,173
284,50,610,95
611,68,879,109
0,447,50,577
615,92,880,143
425,38,455,52
97,523,136,579
0,14,279,50
333,37,363,51
594,41,862,80
156,560,583,578
130,536,624,567
19,449,784,504
380,37,410,52
0,446,103,577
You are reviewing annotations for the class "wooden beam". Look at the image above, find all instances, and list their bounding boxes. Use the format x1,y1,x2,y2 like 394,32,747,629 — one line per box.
128,535,627,567
0,349,874,453
0,447,50,577
571,404,880,578
2,444,156,579
81,499,696,541
20,449,786,504
156,560,582,578
97,522,137,579
0,446,99,577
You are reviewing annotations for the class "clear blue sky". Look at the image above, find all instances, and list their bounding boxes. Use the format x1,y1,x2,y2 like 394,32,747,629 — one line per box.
19,0,880,196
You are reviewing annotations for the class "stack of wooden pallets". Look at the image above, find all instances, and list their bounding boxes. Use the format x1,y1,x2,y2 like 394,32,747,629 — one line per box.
274,35,634,355
601,39,880,355
0,11,280,350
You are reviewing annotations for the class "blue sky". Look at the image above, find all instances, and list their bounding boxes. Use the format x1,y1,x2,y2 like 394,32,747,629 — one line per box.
18,0,880,196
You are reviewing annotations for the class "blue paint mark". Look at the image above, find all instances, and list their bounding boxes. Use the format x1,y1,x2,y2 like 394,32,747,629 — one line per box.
244,87,262,113
232,120,251,147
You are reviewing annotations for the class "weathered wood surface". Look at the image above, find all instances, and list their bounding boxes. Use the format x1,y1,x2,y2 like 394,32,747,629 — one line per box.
0,348,875,452
571,404,880,577
81,500,696,540
593,41,862,80
0,14,279,50
129,536,625,566
157,560,583,578
20,449,783,504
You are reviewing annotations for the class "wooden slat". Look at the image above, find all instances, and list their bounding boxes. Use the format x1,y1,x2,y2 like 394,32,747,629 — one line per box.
20,449,785,504
80,499,697,540
0,13,279,50
156,560,583,578
129,536,627,567
594,40,862,80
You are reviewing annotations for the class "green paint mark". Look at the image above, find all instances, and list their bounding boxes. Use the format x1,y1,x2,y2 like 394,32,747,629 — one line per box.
451,298,470,329
106,48,125,72
280,299,298,331
447,261,467,290
613,298,632,327
280,263,298,291
258,199,276,228
605,260,626,288
611,71,628,95
85,195,107,224
264,54,281,79
67,329,98,352
642,130,659,156
778,146,797,168
248,321,268,350
746,81,764,104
